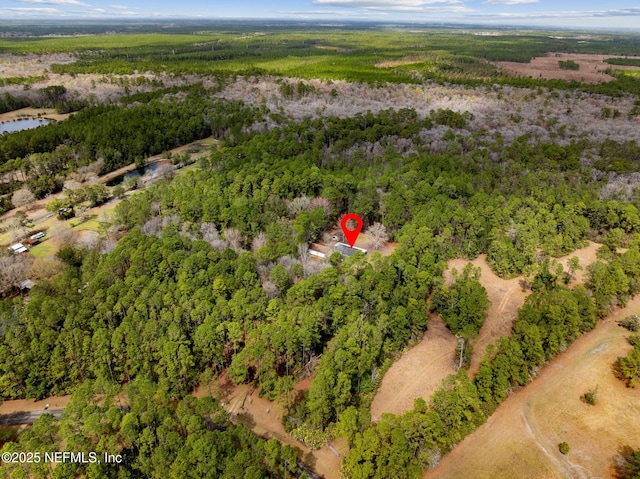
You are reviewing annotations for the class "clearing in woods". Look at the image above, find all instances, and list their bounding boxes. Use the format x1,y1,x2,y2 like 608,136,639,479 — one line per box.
494,53,640,84
371,242,602,420
370,314,458,421
424,296,640,479
450,241,601,378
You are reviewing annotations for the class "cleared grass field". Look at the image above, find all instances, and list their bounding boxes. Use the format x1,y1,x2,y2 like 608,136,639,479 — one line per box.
425,298,640,479
28,242,54,258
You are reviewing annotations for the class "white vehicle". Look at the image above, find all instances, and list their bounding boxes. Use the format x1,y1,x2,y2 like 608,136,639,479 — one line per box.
9,243,28,254
28,232,46,246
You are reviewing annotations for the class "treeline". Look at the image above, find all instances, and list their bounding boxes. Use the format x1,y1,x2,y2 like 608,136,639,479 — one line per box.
0,92,29,115
0,379,299,479
605,57,640,67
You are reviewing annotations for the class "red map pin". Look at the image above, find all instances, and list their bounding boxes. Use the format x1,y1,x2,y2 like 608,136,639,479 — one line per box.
341,213,363,248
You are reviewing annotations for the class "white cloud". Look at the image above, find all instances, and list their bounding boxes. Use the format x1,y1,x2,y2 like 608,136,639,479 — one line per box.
108,4,130,9
470,8,640,19
17,0,90,6
278,9,388,16
312,0,474,13
315,0,460,4
483,0,538,4
5,7,60,13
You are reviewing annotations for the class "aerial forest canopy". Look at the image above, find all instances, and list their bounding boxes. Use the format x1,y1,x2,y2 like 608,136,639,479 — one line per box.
1,24,640,479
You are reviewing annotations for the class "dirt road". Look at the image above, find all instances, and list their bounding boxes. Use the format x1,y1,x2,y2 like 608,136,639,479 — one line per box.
196,379,345,479
0,409,63,426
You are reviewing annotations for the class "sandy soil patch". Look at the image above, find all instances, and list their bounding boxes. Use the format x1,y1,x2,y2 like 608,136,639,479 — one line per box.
556,241,601,287
375,56,429,69
294,377,312,391
494,53,640,84
370,314,458,421
425,297,640,479
196,376,344,479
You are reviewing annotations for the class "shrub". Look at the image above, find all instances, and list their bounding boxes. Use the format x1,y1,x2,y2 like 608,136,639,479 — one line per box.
559,442,570,455
620,315,640,332
559,60,579,71
580,386,599,405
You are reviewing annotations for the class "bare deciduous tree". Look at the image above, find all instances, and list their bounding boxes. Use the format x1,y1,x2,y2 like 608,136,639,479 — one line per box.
366,222,389,250
75,230,100,250
298,243,309,261
309,196,331,215
287,196,311,216
155,162,176,181
0,254,34,293
142,217,163,237
63,179,83,193
262,280,279,300
75,205,93,223
252,231,266,251
49,223,78,248
11,188,35,210
223,227,244,253
101,239,117,254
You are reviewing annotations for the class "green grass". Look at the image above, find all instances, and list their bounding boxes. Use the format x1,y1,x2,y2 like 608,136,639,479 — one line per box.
29,242,55,258
616,69,640,77
69,218,100,232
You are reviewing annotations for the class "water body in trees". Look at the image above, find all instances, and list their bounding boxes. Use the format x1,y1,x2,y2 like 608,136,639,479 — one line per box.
0,118,50,134
106,160,167,186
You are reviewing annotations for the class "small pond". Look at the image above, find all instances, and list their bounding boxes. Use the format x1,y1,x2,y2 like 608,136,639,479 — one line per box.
0,118,50,134
106,160,169,187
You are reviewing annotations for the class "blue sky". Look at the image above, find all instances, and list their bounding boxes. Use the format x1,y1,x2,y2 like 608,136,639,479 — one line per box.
2,0,640,29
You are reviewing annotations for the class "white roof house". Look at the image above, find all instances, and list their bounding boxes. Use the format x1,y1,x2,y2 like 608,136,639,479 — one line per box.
9,243,28,254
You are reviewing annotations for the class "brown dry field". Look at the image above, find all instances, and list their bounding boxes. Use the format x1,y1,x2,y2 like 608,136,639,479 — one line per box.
425,296,640,479
494,53,640,84
370,314,458,421
195,377,344,479
0,107,70,123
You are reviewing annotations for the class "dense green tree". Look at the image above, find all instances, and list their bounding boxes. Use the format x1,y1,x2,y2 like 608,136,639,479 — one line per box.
431,264,490,338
